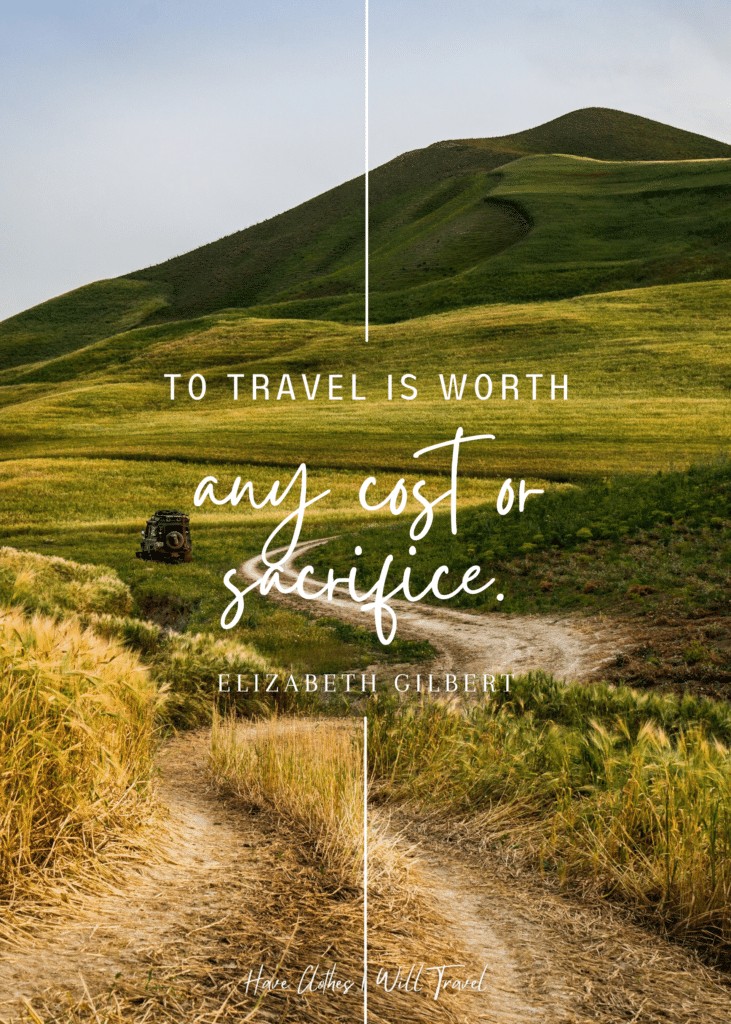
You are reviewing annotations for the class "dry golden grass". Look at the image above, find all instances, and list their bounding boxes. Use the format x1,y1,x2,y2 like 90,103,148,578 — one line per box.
0,606,163,918
210,715,364,888
10,722,731,1024
208,715,419,901
369,692,731,960
206,717,489,1022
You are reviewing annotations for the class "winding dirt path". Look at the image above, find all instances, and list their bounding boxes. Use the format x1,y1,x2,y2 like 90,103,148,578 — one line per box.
0,732,729,1022
240,539,629,681
390,809,731,1023
0,732,274,1020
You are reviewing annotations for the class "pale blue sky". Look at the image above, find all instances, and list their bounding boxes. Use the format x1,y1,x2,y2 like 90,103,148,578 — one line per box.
1,0,730,320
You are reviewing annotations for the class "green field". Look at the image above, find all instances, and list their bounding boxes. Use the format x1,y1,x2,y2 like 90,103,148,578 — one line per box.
2,279,731,482
2,107,731,664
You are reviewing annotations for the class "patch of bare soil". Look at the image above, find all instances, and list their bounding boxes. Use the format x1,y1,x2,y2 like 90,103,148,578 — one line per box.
240,540,630,682
601,612,731,700
140,595,193,634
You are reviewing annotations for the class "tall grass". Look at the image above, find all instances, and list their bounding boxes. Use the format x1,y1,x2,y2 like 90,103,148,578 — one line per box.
0,607,162,905
551,722,731,942
210,716,364,888
493,671,731,743
0,546,133,617
208,716,422,921
369,677,731,953
0,547,338,727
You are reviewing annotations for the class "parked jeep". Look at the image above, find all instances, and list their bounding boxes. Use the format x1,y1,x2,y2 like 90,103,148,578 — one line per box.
136,510,192,563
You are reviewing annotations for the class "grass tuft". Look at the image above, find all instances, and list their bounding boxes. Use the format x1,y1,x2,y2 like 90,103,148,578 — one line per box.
209,716,364,890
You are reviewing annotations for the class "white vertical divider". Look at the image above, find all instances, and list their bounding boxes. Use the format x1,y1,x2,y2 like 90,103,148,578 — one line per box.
363,715,368,1021
364,0,369,342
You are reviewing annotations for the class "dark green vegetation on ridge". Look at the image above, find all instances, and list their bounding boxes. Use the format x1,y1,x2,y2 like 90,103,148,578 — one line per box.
311,461,731,619
2,107,731,371
471,106,731,162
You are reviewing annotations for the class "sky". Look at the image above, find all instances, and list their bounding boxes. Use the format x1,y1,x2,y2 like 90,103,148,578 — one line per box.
1,0,730,321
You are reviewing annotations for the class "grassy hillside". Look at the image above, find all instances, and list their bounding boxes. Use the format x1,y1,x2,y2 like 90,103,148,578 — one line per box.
2,279,731,478
312,460,731,619
0,279,166,371
342,154,731,323
472,106,731,162
2,276,731,663
116,108,731,328
2,108,730,371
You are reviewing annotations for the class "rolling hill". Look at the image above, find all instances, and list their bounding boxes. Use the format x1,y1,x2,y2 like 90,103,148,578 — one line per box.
464,106,731,162
1,106,731,373
3,106,731,688
3,277,731,479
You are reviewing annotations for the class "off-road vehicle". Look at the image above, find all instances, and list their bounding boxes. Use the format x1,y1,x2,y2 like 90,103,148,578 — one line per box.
136,510,192,563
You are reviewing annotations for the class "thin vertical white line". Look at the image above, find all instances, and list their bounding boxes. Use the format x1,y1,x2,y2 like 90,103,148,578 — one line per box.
363,715,368,1022
364,3,370,1014
364,0,369,342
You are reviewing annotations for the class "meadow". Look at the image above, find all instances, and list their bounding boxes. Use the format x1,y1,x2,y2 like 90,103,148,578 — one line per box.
3,279,731,705
2,280,731,481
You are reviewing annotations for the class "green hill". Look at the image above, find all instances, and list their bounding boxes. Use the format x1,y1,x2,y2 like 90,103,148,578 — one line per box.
2,107,730,371
470,106,731,162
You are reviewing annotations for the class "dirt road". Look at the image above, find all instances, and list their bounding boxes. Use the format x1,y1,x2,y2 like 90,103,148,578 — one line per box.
241,539,629,681
0,546,727,1021
1,730,730,1022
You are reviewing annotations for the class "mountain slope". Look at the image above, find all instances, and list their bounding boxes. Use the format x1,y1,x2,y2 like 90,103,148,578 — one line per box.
469,106,731,162
2,107,730,370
